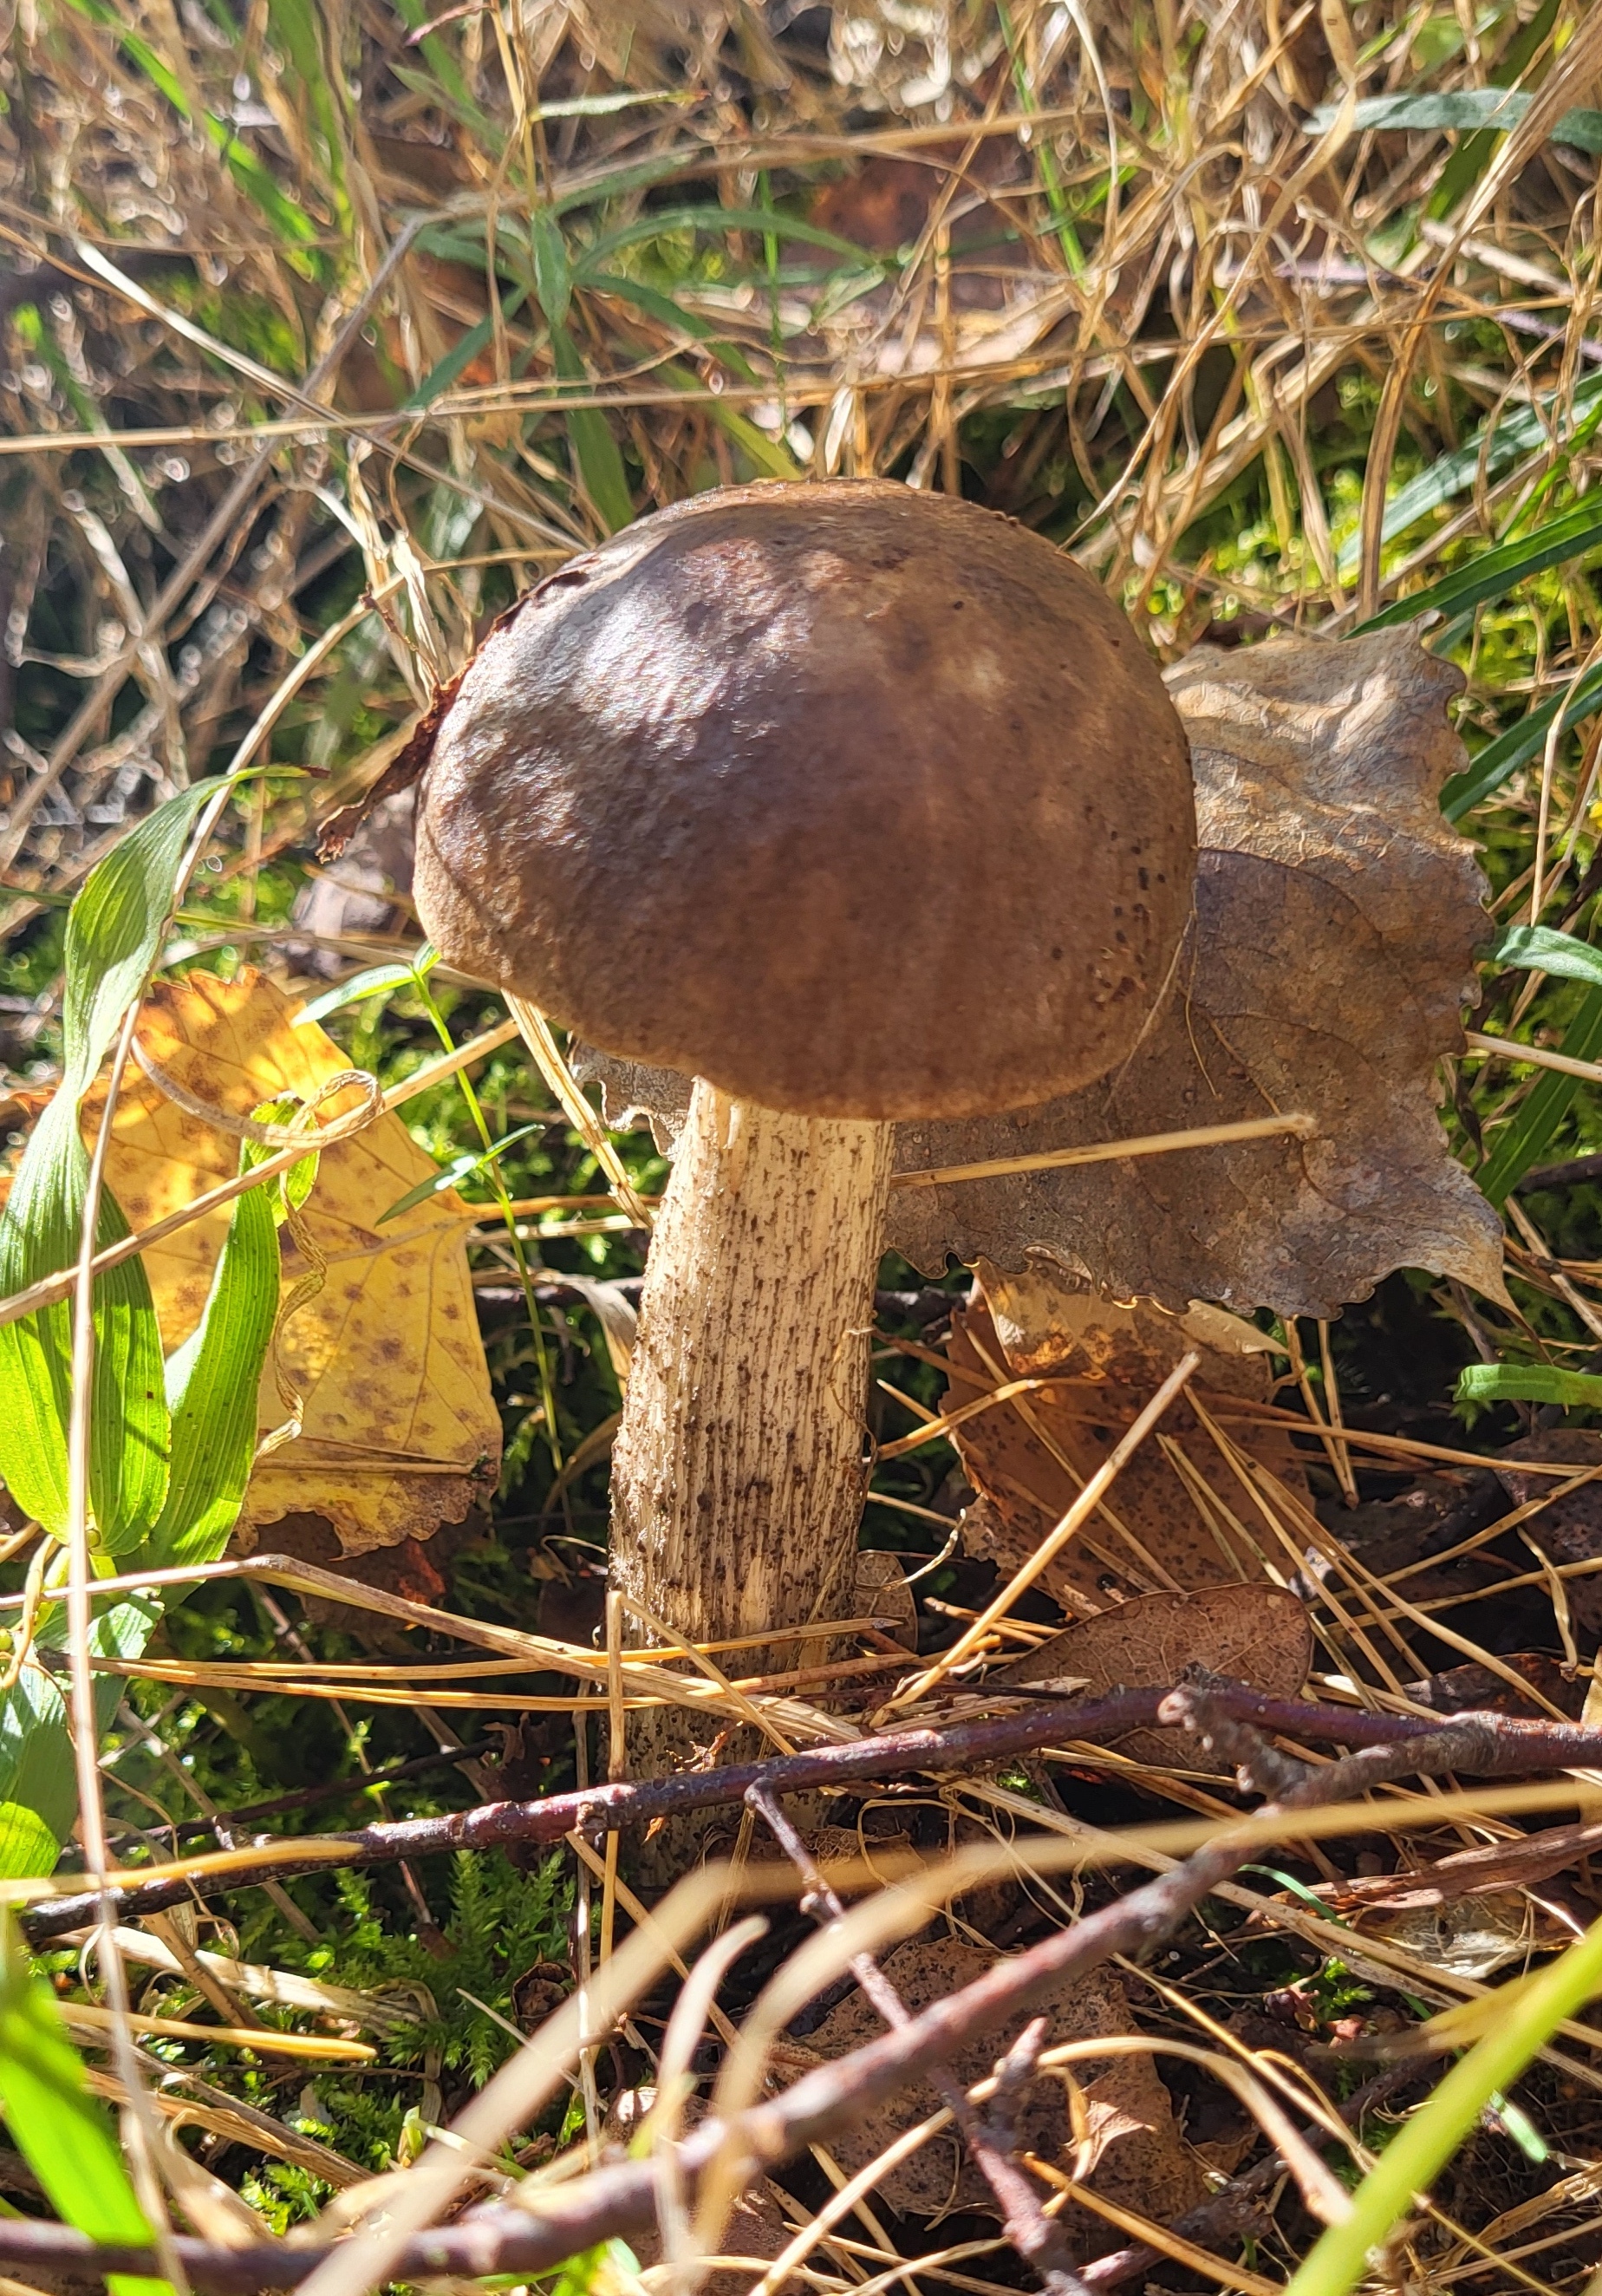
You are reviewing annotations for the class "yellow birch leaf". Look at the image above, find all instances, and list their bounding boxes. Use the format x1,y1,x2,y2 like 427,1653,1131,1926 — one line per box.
89,969,500,1554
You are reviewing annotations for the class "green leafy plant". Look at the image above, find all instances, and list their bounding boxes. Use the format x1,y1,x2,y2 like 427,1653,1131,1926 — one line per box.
0,784,311,1867
0,1913,166,2296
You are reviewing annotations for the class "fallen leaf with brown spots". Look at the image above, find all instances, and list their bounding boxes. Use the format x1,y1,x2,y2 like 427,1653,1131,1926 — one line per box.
948,1261,1307,1613
88,969,499,1553
792,1938,1203,2234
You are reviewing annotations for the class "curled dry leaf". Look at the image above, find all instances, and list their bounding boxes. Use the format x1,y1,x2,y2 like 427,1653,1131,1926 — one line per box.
948,1259,1308,1614
91,971,499,1553
580,632,1503,1318
992,1584,1312,1771
791,1937,1204,2233
890,631,1505,1315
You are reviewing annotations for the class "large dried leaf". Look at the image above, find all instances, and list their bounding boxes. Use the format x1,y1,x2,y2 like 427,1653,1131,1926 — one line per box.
581,632,1503,1317
793,1937,1203,2230
948,1261,1307,1613
993,1585,1312,1770
890,631,1504,1315
92,972,499,1553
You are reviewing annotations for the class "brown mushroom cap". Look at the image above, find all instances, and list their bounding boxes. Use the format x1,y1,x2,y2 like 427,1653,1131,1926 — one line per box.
414,480,1195,1121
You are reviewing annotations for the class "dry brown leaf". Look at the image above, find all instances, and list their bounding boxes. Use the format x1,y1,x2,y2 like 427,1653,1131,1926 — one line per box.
1495,1431,1602,1631
890,631,1505,1315
948,1261,1307,1613
793,1937,1204,2230
92,970,499,1553
993,1585,1312,1771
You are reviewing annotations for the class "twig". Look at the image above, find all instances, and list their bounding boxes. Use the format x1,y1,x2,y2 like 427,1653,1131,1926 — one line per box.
746,1784,1092,2296
3,1686,1487,2296
21,1680,1602,1942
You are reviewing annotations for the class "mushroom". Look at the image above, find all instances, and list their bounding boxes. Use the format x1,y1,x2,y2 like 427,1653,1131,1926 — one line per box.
411,480,1196,1760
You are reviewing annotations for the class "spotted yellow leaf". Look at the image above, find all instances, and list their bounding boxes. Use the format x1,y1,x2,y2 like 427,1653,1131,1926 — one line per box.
90,971,499,1554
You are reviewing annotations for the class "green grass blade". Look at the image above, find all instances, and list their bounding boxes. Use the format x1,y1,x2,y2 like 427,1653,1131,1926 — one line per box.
0,1914,168,2296
1491,924,1602,989
1442,660,1602,819
1475,985,1602,1204
531,211,573,331
654,362,801,479
1338,373,1602,578
551,325,633,532
1428,0,1560,217
1357,494,1602,631
1456,1362,1602,1407
144,1173,281,1570
1285,1911,1602,2296
377,1121,544,1225
1307,89,1602,148
577,205,887,275
295,961,429,1026
404,291,529,412
581,275,759,383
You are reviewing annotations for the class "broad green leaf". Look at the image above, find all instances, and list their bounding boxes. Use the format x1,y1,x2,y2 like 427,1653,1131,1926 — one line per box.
0,1804,59,1882
0,782,221,1547
1457,1362,1602,1408
1358,495,1602,633
1442,660,1602,819
551,326,633,533
0,1102,167,1549
1477,986,1602,1204
0,1914,168,2296
1307,89,1602,149
59,781,219,1098
142,1171,280,1570
377,1121,543,1224
1492,924,1602,989
0,1599,158,1860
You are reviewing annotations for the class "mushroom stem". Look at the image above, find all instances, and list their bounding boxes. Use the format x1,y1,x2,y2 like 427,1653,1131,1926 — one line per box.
609,1079,895,1764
